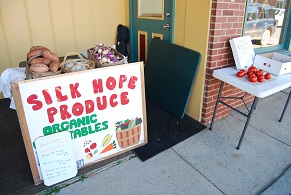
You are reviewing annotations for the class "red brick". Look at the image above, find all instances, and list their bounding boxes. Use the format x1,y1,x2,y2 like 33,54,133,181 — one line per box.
223,10,234,16
236,29,243,34
209,36,220,43
217,3,229,9
217,59,229,66
212,9,223,16
208,61,218,67
227,17,239,22
214,17,228,23
209,49,219,56
221,23,233,29
205,89,220,97
210,23,222,29
226,29,237,34
235,10,245,16
223,53,233,59
205,85,214,91
232,23,243,28
212,29,227,36
211,42,226,49
212,2,218,9
208,55,223,61
218,48,230,54
229,4,240,9
219,35,232,42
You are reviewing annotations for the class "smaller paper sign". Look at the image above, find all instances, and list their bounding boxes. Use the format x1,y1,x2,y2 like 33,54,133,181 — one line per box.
35,131,77,186
229,36,255,70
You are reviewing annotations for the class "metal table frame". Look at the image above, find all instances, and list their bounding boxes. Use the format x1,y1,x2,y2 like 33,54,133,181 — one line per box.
279,89,291,122
209,67,291,150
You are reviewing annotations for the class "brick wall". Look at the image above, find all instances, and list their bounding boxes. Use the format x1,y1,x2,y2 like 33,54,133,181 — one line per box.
201,0,255,124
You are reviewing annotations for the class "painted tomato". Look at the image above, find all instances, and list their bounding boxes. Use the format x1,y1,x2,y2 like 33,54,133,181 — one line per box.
249,75,257,83
90,143,97,149
264,73,271,80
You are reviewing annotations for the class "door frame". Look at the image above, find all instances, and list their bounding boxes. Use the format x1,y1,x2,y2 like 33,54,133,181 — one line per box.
129,0,176,62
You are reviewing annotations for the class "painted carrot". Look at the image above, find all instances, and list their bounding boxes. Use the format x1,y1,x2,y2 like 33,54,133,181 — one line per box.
100,141,116,154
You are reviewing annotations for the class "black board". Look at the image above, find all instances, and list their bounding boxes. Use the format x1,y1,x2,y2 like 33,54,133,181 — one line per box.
144,38,201,119
134,40,205,161
133,100,206,161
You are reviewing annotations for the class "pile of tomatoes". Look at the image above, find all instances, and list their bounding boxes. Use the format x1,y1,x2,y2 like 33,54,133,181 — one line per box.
236,65,271,83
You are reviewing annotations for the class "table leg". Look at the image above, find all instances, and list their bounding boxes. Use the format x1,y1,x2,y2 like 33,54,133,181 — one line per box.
209,81,224,130
236,97,259,150
279,90,291,122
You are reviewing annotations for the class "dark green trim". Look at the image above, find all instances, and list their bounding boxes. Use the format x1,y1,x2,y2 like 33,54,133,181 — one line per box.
170,0,176,42
283,1,291,49
129,0,134,62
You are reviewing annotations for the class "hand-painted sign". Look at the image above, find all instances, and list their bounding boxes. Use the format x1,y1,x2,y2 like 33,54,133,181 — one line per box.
35,131,77,186
12,62,147,184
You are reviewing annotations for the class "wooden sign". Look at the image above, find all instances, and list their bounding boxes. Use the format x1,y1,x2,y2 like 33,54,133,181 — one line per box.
11,62,147,185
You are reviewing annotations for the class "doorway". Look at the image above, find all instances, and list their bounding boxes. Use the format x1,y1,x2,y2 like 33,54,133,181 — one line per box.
129,0,175,63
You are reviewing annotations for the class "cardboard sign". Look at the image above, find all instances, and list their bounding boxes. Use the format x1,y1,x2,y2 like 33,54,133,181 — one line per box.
11,62,147,184
35,131,77,186
229,36,255,70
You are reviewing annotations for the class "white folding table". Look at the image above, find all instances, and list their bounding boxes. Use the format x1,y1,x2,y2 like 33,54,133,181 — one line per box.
209,66,291,149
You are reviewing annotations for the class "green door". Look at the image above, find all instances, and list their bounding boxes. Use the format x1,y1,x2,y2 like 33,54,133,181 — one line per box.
129,0,175,63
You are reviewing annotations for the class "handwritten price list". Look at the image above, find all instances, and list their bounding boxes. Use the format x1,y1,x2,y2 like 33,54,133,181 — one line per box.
35,131,77,186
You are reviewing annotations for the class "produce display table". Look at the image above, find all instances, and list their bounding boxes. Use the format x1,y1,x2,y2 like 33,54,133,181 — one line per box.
209,66,291,149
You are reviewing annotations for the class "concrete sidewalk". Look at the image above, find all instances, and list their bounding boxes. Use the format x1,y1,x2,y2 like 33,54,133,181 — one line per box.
41,89,291,195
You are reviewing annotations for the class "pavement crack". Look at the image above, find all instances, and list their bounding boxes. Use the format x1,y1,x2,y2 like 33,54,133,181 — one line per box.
171,148,226,195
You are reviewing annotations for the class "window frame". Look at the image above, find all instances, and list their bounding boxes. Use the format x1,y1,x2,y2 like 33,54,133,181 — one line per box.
243,0,291,54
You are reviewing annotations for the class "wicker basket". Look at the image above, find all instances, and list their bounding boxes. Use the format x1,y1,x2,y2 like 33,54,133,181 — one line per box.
115,124,142,149
61,52,96,73
26,55,62,79
87,47,124,68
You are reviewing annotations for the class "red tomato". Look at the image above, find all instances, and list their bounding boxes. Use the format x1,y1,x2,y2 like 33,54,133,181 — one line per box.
255,69,264,77
248,72,255,77
257,75,264,82
240,69,247,75
257,69,264,75
264,73,271,80
237,70,245,78
249,75,257,83
248,66,257,73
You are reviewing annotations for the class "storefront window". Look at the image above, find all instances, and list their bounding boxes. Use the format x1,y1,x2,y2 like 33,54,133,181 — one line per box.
243,0,290,52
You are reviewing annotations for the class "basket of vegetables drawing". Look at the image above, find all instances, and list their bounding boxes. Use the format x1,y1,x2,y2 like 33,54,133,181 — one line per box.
87,43,124,68
115,117,142,149
61,52,96,73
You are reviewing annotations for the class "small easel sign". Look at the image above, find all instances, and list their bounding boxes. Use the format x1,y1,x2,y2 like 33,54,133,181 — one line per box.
35,131,77,186
229,36,255,70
